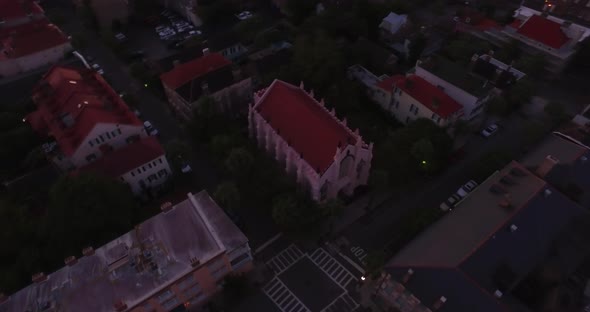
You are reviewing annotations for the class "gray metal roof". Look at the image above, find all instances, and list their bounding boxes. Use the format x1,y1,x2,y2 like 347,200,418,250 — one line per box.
519,133,587,169
390,162,546,268
0,191,248,312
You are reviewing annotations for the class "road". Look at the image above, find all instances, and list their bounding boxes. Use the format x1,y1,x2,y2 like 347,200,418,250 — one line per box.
338,112,541,255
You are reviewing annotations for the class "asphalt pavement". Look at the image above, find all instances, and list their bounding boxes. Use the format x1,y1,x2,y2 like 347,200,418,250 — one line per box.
338,112,537,252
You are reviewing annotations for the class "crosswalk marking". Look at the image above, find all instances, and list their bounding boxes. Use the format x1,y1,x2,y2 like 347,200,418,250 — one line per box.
263,278,311,312
266,244,304,275
321,293,360,312
309,248,357,289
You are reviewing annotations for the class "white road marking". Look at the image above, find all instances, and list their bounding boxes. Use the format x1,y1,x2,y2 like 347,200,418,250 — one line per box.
263,278,311,312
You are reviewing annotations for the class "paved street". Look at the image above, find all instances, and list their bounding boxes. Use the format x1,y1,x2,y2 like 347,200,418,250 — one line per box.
337,112,544,257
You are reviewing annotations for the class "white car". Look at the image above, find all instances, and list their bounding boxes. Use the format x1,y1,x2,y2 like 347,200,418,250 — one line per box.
456,180,479,198
481,123,499,138
91,63,104,75
143,121,159,136
440,193,462,211
236,11,253,20
155,25,168,32
159,29,176,37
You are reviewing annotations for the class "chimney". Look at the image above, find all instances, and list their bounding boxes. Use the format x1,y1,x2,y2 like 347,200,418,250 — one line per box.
173,60,181,67
510,224,518,232
201,83,209,95
202,48,210,56
82,246,95,256
402,268,414,284
432,296,447,310
536,155,559,178
114,300,128,312
190,257,200,267
32,272,47,283
494,289,503,298
160,202,173,212
64,256,77,266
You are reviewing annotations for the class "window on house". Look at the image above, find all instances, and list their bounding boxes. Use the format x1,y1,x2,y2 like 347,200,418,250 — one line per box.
184,283,203,299
230,253,251,269
85,154,96,162
95,138,100,145
405,116,410,124
148,174,158,182
177,275,197,290
111,131,117,137
131,172,135,177
395,101,399,109
157,290,174,303
142,166,146,172
137,169,141,174
431,113,436,119
148,163,152,168
99,135,105,142
158,169,168,177
356,160,366,179
120,177,125,181
106,132,111,139
409,104,414,112
162,297,179,310
339,154,354,179
89,141,94,147
437,116,442,124
117,129,122,135
414,107,419,115
159,159,163,164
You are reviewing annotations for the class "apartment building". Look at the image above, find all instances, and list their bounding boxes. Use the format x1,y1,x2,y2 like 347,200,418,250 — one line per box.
160,50,253,120
0,0,71,78
26,66,171,194
374,74,464,127
0,191,254,312
248,79,373,201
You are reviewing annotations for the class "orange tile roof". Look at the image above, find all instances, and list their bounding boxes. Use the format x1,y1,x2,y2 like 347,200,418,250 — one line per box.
0,19,69,59
516,15,569,49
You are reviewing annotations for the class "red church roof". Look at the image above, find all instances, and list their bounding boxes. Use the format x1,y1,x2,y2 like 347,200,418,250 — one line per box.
0,0,43,21
379,75,463,118
255,80,357,174
516,15,569,49
0,19,69,59
160,52,231,89
27,66,142,156
77,136,165,178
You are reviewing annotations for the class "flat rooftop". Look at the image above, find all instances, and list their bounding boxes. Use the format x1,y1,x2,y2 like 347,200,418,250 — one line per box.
390,161,546,268
520,133,587,169
0,191,248,312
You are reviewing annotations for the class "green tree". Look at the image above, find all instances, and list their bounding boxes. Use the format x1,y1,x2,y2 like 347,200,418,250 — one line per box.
365,249,386,278
214,181,241,212
486,95,510,116
544,101,569,126
411,138,435,171
285,0,319,25
494,39,521,64
407,33,426,65
225,148,254,178
271,193,320,231
319,198,344,217
234,16,267,44
471,149,513,182
516,54,546,77
506,79,534,107
78,0,99,31
165,139,192,172
222,273,251,305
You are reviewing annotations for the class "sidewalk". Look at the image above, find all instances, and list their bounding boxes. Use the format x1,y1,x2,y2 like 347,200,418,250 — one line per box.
325,190,392,236
356,277,385,312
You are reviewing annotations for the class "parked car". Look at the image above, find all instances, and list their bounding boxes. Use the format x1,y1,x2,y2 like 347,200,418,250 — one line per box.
440,193,462,211
91,63,104,75
143,121,159,136
456,180,479,198
481,123,499,138
236,11,253,20
114,33,127,43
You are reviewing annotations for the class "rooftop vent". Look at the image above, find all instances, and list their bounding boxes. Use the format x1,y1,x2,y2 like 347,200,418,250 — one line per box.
432,296,447,310
114,300,128,312
32,272,47,283
190,257,200,267
64,256,77,266
499,175,516,186
82,246,95,256
510,224,518,232
509,167,527,177
494,289,503,298
160,202,173,212
402,268,414,284
489,183,508,195
544,189,552,197
202,48,210,55
536,155,559,178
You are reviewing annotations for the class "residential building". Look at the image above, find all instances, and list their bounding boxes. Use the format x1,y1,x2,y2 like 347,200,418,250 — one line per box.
374,74,464,127
415,55,495,120
351,37,399,75
160,50,253,120
375,160,590,312
346,64,389,103
469,5,590,74
205,31,247,61
72,0,130,29
379,11,411,42
0,191,254,312
25,66,171,194
248,80,373,201
0,0,71,78
469,53,526,89
0,0,45,27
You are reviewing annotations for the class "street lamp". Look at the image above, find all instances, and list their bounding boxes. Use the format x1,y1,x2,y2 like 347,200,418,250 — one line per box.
144,83,148,88
361,276,366,281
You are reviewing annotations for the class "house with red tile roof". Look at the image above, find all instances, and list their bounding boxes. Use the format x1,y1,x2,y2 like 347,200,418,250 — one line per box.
0,0,45,27
375,74,464,127
26,66,171,194
0,18,72,77
248,80,373,201
160,49,252,120
465,5,590,74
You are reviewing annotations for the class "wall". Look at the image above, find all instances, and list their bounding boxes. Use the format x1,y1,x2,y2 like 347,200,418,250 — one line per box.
209,77,253,115
414,66,483,120
0,42,72,78
120,155,171,194
388,88,459,127
163,84,192,121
